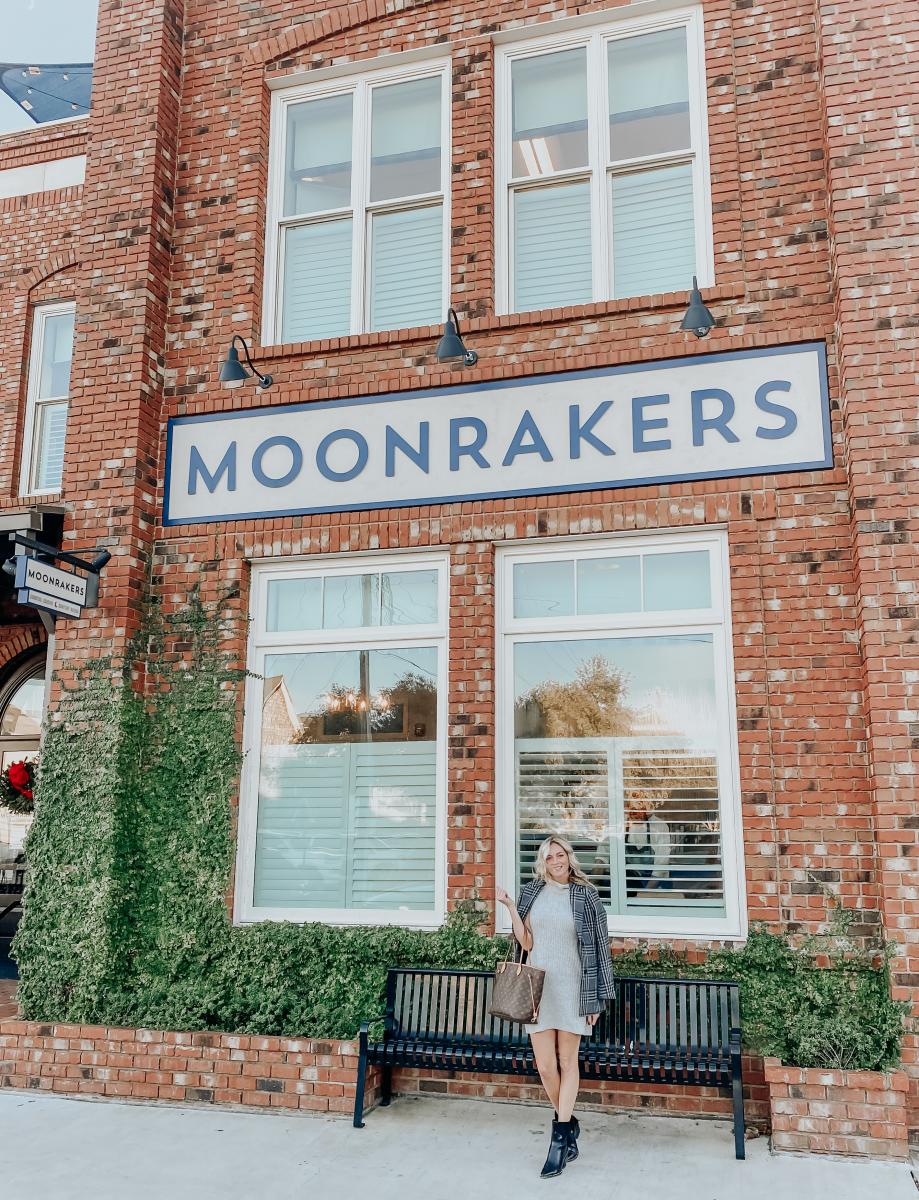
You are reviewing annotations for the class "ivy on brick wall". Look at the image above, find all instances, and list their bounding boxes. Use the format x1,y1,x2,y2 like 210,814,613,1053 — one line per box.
12,596,907,1070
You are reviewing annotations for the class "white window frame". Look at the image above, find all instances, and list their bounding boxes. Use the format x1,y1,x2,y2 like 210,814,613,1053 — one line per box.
495,529,747,941
262,58,451,346
236,551,450,928
20,300,74,497
495,5,713,315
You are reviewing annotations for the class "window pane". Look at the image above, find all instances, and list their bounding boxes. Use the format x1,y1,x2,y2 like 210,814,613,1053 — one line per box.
514,634,725,917
577,556,641,615
323,573,381,629
369,204,442,333
0,673,45,737
370,76,441,203
382,570,438,625
611,163,695,299
254,647,438,910
608,28,691,161
281,218,352,342
33,400,68,491
38,310,74,398
513,182,592,311
643,551,711,610
513,560,575,619
511,48,588,178
266,578,323,633
284,93,353,216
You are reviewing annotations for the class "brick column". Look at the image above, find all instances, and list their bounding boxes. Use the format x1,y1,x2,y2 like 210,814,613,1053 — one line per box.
55,0,184,671
816,0,919,1122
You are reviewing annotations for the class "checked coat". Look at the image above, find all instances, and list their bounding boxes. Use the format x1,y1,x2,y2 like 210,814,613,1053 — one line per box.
514,879,616,1016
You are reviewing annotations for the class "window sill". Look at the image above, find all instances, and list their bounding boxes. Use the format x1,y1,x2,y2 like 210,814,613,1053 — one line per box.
254,283,745,364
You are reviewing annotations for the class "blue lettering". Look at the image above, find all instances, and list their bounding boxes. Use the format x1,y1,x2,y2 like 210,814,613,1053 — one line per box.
631,394,672,453
188,442,236,495
755,380,797,439
252,436,303,489
690,388,740,447
569,402,615,459
385,422,430,478
316,429,369,482
449,417,489,471
502,409,554,467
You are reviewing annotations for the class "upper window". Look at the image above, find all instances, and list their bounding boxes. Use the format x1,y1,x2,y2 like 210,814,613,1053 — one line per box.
21,302,74,496
0,1,97,136
264,62,450,346
238,555,448,927
496,8,711,314
498,531,745,940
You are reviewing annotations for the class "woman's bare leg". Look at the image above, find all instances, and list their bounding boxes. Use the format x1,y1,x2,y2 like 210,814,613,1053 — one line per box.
555,1031,581,1121
529,1029,561,1111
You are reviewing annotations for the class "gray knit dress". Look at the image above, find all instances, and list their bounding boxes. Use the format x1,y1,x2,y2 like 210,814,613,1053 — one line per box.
524,881,591,1037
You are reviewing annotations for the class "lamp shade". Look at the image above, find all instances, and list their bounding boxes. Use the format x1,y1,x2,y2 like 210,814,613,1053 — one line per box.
436,313,467,363
680,276,715,338
218,343,250,383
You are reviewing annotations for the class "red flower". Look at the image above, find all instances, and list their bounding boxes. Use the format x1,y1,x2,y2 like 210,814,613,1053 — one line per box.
7,761,33,800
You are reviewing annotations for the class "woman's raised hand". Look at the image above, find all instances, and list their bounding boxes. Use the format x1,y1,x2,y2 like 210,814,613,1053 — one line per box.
495,886,513,909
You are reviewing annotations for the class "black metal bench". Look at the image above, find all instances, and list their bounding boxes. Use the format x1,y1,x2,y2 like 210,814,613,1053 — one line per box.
0,863,26,922
355,968,745,1159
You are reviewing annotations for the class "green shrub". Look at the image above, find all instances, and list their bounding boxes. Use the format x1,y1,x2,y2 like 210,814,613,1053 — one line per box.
12,595,907,1072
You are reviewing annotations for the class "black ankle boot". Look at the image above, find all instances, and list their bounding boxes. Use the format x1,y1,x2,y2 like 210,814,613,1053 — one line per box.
541,1119,571,1178
554,1112,580,1161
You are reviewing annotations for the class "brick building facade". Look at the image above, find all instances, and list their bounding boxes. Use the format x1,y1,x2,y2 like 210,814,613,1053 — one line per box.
0,0,917,1136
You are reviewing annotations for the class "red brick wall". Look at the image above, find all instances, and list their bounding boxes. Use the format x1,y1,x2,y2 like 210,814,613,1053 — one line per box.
0,0,915,1133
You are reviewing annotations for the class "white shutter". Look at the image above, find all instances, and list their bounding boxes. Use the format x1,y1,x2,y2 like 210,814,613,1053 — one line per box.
513,182,592,312
281,218,352,342
611,163,695,299
34,400,68,491
369,204,442,333
253,741,436,911
350,742,436,909
621,745,724,911
253,745,350,908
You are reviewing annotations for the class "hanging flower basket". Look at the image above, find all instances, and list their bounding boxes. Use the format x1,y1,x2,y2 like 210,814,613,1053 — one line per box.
0,759,35,815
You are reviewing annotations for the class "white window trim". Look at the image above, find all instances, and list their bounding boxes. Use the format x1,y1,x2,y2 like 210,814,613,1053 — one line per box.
262,58,451,348
19,300,74,497
236,551,450,928
494,5,713,316
495,529,747,941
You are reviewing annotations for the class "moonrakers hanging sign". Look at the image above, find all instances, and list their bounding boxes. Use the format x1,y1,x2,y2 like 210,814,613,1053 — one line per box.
163,342,832,525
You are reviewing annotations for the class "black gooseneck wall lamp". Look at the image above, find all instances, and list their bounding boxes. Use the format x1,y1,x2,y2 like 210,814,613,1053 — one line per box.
218,335,273,389
436,308,478,367
680,276,716,339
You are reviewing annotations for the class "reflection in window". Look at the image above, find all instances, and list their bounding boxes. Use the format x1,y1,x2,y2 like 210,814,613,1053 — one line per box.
254,646,438,911
0,674,45,737
514,634,725,918
0,1,98,135
266,569,439,633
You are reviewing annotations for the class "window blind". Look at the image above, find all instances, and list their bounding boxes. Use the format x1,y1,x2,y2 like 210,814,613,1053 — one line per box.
611,164,695,299
34,400,68,491
513,183,592,312
369,205,442,333
281,218,352,342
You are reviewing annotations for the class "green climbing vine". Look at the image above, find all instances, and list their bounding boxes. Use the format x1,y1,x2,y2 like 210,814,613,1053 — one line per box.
11,595,907,1069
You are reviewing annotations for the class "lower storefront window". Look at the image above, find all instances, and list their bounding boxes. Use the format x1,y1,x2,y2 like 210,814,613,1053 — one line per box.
239,554,447,926
499,531,745,939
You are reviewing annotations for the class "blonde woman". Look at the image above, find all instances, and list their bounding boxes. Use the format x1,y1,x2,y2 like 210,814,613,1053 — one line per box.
496,836,616,1178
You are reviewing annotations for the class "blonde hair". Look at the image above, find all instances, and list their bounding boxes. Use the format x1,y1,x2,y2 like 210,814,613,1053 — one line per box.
532,835,596,889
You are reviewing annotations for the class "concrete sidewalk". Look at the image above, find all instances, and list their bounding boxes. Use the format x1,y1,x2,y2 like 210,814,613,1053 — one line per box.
2,1090,915,1200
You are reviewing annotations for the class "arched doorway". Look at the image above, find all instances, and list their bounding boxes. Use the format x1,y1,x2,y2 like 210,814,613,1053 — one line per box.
0,650,46,853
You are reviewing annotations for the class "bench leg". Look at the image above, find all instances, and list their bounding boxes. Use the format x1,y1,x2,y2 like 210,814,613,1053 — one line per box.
731,1056,746,1160
380,1064,393,1107
353,1034,369,1128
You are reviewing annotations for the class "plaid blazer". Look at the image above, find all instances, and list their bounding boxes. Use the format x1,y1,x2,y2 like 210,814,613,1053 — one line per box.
515,879,616,1016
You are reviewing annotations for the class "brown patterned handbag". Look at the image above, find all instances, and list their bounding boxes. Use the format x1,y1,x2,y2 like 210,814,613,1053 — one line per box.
489,943,545,1023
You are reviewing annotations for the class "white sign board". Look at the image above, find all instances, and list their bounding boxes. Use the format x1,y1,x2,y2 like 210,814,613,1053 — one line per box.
17,558,88,605
164,343,832,525
18,588,82,618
